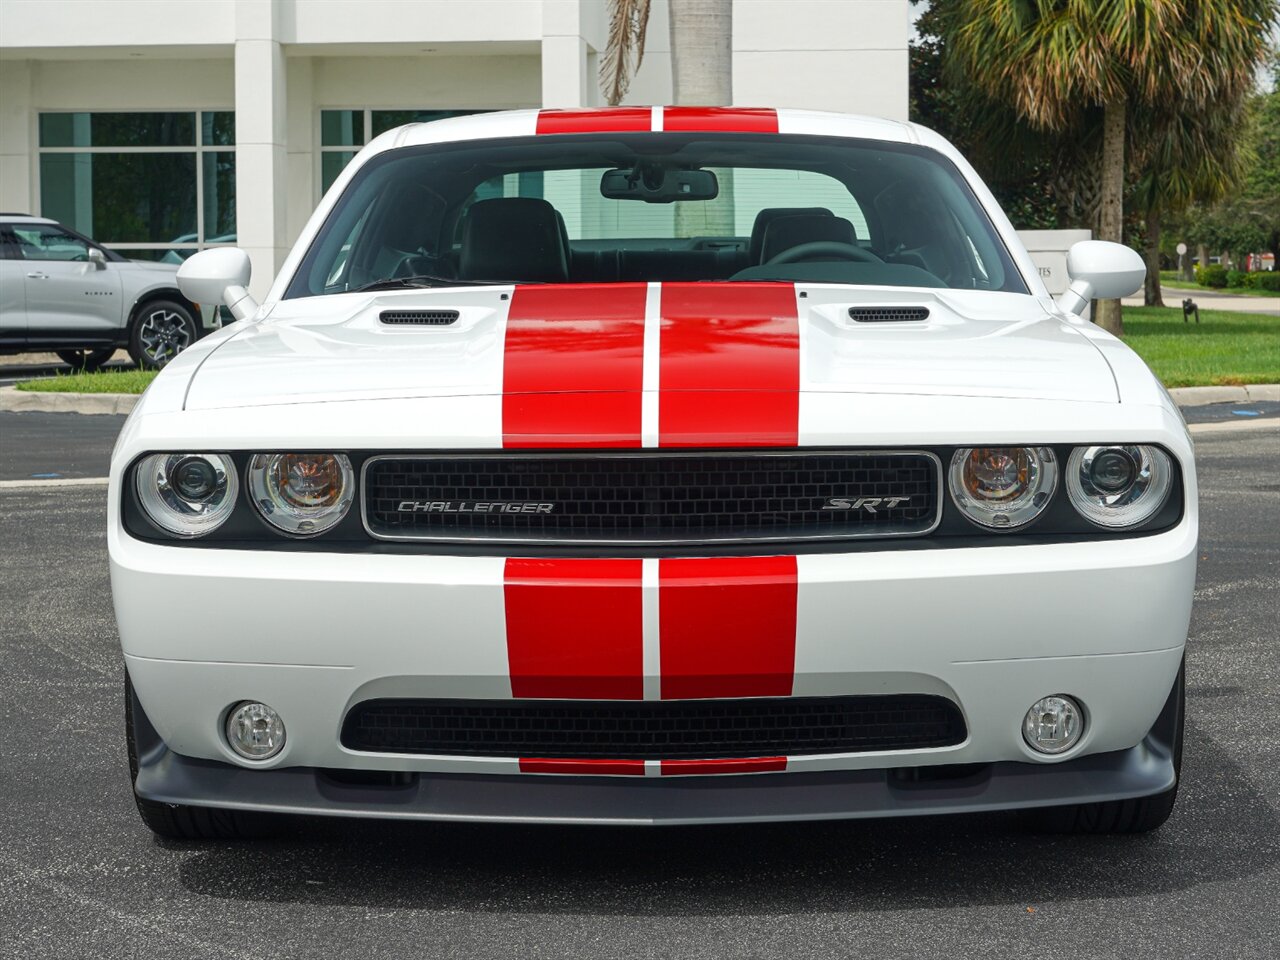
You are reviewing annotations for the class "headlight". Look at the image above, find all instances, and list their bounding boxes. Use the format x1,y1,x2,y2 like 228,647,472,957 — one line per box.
248,453,354,536
948,447,1057,529
135,453,238,537
1066,445,1172,528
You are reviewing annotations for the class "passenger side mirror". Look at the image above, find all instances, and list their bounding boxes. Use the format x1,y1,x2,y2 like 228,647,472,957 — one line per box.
1057,240,1145,318
87,247,107,270
177,247,260,322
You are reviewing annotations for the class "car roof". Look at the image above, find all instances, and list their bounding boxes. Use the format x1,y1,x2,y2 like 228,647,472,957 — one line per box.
0,214,57,224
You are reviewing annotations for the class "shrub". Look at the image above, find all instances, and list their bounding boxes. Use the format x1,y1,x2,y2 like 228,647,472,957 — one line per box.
1200,264,1229,288
1226,270,1249,288
1238,271,1261,289
1256,271,1280,292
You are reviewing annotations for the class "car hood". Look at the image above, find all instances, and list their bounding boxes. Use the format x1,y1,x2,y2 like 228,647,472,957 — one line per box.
182,284,1117,412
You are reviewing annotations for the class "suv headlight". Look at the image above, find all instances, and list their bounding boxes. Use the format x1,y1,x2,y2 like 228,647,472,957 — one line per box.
948,447,1057,529
1066,445,1172,528
135,453,238,537
248,453,354,536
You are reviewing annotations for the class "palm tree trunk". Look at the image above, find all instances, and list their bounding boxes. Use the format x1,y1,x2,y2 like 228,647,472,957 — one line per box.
1143,206,1164,307
669,0,733,238
1094,96,1126,335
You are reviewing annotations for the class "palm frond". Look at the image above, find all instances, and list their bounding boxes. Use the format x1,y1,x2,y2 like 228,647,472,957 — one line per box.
599,0,652,107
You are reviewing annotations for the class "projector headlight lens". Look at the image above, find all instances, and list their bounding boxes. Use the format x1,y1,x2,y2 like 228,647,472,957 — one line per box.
1067,445,1172,528
248,453,354,536
948,447,1057,529
135,453,238,537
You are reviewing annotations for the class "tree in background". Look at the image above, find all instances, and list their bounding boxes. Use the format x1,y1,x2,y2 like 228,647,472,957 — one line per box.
941,0,1276,335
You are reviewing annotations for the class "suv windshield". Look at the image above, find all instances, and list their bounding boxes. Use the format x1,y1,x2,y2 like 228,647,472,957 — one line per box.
286,133,1026,298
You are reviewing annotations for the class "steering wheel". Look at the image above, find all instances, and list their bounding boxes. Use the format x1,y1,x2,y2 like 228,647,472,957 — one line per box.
766,241,883,265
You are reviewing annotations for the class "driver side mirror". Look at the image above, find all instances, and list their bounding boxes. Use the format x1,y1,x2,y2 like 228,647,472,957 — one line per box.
87,247,106,270
1057,240,1145,318
176,247,260,322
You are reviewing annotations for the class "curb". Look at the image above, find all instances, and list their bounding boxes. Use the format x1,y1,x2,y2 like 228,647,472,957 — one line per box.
0,385,138,415
1167,384,1280,405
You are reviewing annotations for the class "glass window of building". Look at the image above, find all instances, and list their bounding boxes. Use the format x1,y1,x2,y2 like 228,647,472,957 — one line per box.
319,109,491,194
37,111,235,264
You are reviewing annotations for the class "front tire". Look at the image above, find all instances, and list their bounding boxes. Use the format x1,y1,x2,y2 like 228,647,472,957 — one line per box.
128,299,197,369
56,348,116,371
1029,659,1185,835
126,674,283,840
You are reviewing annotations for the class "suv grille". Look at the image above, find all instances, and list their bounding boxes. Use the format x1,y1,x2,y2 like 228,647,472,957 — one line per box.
362,451,940,545
340,695,967,759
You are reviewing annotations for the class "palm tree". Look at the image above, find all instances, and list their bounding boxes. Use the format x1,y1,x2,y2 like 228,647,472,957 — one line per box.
945,0,1277,334
600,0,732,106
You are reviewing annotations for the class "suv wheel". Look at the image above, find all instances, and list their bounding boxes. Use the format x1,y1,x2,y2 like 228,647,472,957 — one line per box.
55,348,116,372
128,300,197,369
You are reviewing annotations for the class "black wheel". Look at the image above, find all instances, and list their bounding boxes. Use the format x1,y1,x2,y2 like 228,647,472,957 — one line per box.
1029,659,1185,835
128,299,197,369
56,347,116,371
126,674,283,840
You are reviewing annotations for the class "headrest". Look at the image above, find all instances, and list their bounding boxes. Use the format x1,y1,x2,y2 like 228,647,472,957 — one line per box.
748,207,832,263
760,214,858,264
459,198,568,283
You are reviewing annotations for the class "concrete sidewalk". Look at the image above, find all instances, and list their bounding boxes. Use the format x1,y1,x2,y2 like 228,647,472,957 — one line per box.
1123,289,1279,315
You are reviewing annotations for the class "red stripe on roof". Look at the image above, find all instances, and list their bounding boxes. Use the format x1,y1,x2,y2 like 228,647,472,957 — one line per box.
657,282,800,447
662,107,779,133
660,757,788,776
536,108,653,134
502,283,648,448
658,555,799,700
504,558,645,700
519,758,646,775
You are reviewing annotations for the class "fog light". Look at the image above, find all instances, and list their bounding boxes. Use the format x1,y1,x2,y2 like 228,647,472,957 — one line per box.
1022,695,1083,755
225,701,286,761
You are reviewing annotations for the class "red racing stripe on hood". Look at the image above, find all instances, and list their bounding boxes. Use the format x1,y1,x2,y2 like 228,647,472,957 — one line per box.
502,284,648,447
662,107,779,133
658,556,799,700
536,108,652,134
504,558,644,700
658,283,800,446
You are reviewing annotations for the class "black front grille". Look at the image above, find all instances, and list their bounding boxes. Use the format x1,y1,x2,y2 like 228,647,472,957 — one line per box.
362,451,939,545
341,695,967,759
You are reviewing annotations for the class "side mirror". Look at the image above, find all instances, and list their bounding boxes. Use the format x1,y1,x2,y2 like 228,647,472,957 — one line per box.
1057,240,1145,317
176,247,259,322
87,247,107,270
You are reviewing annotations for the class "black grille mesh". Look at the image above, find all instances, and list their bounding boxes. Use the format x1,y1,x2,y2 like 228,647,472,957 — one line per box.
379,310,460,325
364,452,938,544
341,695,967,759
848,307,930,323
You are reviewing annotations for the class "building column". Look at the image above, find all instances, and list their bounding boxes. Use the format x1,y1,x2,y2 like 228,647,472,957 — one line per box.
541,0,596,108
0,60,33,213
234,0,287,302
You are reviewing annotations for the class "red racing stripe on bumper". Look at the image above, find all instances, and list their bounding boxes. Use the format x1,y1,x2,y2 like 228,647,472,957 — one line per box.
658,556,799,700
519,758,646,775
660,757,788,776
504,558,644,699
662,107,779,133
536,108,652,134
657,282,800,446
502,283,648,447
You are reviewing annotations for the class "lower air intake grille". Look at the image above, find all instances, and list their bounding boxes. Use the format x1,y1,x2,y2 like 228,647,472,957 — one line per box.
379,309,460,325
340,695,967,759
362,450,940,546
848,306,930,322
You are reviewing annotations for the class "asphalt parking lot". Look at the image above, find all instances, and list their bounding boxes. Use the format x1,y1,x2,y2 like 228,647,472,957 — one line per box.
1,413,1277,959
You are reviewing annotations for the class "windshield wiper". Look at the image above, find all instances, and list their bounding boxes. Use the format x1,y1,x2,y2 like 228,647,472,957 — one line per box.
352,274,532,293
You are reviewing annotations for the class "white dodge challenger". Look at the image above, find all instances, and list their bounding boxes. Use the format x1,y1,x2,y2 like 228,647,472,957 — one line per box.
109,108,1195,839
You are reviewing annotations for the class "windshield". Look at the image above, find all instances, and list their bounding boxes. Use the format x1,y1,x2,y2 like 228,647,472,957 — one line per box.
285,133,1026,299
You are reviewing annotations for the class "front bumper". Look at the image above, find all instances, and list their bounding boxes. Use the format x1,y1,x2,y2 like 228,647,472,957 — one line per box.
113,511,1195,799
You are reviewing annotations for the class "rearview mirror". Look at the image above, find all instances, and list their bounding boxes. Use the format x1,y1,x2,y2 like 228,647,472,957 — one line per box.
601,165,718,203
177,247,259,322
1057,240,1145,317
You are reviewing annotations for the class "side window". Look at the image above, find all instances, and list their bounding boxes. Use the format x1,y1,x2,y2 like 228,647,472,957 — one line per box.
11,224,91,262
0,228,21,260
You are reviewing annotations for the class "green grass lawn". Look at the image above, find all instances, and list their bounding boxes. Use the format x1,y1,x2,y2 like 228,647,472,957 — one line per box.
1157,271,1274,298
1120,306,1280,388
14,368,158,394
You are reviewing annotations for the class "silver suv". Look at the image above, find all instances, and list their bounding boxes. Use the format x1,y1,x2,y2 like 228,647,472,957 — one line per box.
0,214,217,369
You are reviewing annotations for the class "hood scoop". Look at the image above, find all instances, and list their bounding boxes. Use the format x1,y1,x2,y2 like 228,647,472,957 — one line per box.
380,309,460,326
847,306,930,323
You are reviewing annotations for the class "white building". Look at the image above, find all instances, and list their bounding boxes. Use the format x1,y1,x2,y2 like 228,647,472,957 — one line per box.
0,0,910,297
